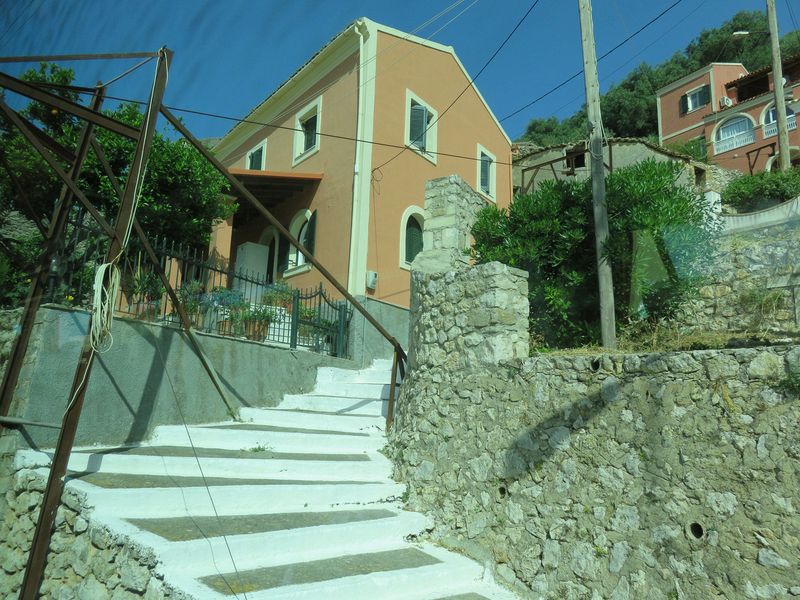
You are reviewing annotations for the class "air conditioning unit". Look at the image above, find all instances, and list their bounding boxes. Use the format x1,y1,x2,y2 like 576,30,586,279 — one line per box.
720,96,734,108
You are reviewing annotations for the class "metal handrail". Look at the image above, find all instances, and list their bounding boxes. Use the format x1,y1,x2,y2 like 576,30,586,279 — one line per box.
161,107,408,429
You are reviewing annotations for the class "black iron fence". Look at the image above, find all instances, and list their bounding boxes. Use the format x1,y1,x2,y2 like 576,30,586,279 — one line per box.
44,213,352,357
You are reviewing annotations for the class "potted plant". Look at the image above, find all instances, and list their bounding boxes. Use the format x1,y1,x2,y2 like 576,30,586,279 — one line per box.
130,261,163,321
261,280,293,312
177,280,205,328
210,287,246,336
241,304,273,341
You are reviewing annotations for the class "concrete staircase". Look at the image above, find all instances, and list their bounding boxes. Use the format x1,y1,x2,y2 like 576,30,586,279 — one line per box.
15,360,517,600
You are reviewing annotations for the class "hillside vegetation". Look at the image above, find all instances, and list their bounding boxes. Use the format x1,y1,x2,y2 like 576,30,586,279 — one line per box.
522,11,800,147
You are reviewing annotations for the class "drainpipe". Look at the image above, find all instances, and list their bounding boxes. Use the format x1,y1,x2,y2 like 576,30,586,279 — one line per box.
347,20,368,294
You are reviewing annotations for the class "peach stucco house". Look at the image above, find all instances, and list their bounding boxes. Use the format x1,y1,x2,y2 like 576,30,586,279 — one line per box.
210,17,512,308
656,54,800,173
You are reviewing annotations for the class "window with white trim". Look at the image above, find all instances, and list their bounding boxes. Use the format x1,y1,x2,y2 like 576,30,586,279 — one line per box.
714,114,755,154
679,84,710,115
405,90,437,163
293,97,321,164
476,144,496,200
764,104,795,124
246,140,266,170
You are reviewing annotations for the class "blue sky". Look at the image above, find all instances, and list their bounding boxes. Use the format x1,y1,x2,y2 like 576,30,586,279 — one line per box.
0,0,796,142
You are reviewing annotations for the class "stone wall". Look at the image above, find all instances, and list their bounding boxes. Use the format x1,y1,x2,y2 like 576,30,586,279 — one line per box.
409,263,529,370
0,308,22,380
392,345,800,599
391,250,800,599
677,218,799,333
1,467,183,600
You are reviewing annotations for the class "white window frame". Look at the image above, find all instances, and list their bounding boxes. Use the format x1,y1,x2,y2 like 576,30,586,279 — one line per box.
399,205,426,270
404,89,437,165
246,139,267,170
292,97,322,166
284,208,313,277
476,144,496,202
684,84,709,113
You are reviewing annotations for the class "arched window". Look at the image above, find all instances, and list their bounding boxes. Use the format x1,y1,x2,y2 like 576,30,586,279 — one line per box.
283,209,317,273
714,115,755,154
399,205,425,268
763,103,796,139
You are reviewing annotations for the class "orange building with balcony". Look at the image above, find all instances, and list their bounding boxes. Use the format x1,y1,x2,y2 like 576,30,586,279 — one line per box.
656,54,800,173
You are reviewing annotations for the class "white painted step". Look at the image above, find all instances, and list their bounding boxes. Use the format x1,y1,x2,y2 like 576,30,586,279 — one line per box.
238,544,501,600
150,424,385,453
280,394,388,416
66,479,407,518
155,512,432,577
238,408,385,434
312,381,392,399
20,449,391,482
315,367,393,385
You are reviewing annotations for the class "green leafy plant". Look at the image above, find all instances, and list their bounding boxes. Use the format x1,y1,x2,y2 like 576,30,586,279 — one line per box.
738,288,787,331
723,166,800,213
261,280,293,308
178,280,204,315
471,160,713,348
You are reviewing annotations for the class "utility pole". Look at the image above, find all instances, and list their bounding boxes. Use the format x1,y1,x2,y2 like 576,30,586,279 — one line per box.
578,0,616,348
767,0,790,171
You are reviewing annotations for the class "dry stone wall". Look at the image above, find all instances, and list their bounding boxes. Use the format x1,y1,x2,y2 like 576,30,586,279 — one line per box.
0,467,185,600
677,219,799,334
392,344,800,599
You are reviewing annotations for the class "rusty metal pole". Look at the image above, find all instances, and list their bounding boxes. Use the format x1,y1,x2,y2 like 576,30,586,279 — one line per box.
0,89,105,421
18,49,170,600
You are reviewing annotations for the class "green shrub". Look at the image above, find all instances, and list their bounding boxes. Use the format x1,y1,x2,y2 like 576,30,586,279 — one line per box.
472,159,714,348
723,166,800,212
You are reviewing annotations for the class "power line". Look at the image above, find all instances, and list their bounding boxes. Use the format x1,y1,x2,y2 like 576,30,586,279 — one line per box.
785,0,799,32
22,83,517,167
372,0,541,174
500,0,686,123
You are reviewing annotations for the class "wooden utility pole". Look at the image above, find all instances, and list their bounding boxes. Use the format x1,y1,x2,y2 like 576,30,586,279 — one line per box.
578,0,616,348
767,0,790,171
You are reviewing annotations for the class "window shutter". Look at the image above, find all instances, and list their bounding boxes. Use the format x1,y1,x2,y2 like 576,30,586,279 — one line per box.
248,146,263,170
306,210,317,256
410,103,428,150
278,236,290,273
480,154,491,193
303,115,317,151
679,94,688,115
405,217,423,263
699,85,711,106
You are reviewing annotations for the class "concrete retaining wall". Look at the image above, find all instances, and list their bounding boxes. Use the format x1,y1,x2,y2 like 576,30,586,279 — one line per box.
1,305,358,449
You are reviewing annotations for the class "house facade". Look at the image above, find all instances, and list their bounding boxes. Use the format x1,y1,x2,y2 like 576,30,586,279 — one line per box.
210,18,511,308
656,55,800,173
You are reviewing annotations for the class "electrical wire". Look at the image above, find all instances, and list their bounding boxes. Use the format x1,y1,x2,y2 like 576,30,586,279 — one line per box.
218,0,478,161
785,0,799,33
99,56,155,88
372,0,541,174
500,0,686,123
0,0,42,50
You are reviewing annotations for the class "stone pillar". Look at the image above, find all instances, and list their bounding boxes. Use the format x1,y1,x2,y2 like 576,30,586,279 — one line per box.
407,175,529,370
411,175,488,274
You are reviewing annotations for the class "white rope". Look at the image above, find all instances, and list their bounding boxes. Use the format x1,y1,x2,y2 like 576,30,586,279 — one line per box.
90,48,168,353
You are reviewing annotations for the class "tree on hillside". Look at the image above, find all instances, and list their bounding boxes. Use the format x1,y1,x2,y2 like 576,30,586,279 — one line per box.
0,63,235,306
522,11,800,145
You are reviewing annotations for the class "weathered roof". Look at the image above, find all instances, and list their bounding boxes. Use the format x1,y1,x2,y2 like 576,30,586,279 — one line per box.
724,52,800,88
513,137,698,164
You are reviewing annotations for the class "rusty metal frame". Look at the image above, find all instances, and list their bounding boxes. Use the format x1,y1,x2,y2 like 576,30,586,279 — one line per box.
6,49,171,599
0,72,139,139
0,89,107,418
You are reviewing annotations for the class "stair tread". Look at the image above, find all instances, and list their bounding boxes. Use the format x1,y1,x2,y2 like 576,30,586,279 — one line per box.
199,547,439,595
67,472,378,489
129,508,398,542
72,445,371,461
211,423,370,437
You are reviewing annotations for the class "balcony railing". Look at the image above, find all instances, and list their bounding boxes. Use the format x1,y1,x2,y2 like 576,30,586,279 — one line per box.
763,114,797,138
714,129,756,155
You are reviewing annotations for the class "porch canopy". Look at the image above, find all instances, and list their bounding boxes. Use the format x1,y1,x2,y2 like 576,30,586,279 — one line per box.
228,168,323,210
